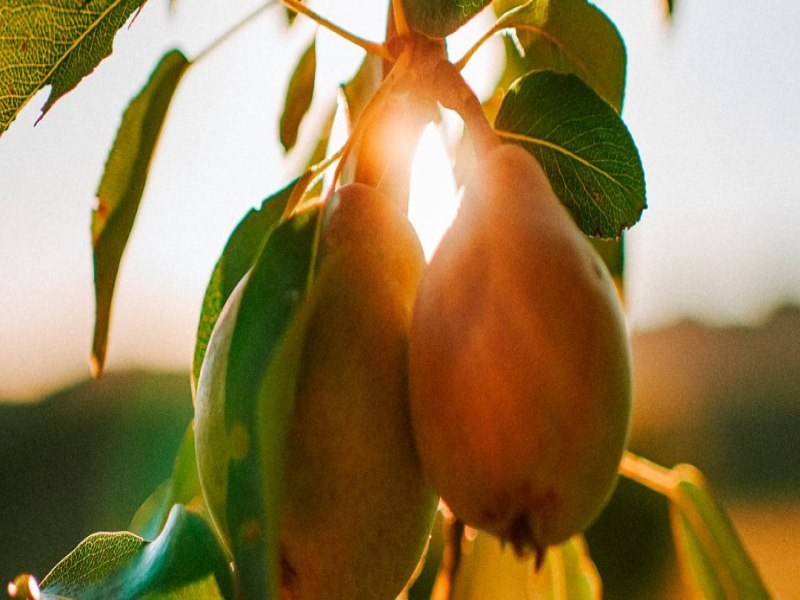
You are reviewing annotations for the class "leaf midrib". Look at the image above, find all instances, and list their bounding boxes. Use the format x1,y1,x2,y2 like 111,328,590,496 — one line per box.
1,0,128,131
495,128,634,196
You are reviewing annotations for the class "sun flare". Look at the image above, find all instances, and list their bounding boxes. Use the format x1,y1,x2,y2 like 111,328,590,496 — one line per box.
408,124,460,261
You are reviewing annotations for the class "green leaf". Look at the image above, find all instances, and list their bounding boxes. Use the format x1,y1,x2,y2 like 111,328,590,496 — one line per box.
669,464,771,599
402,0,493,38
91,49,189,376
129,424,203,541
589,235,624,287
222,206,321,598
41,533,143,596
451,531,600,599
280,39,316,152
129,480,174,541
497,0,626,111
39,506,233,600
191,179,298,390
494,70,645,237
0,0,147,137
255,262,323,600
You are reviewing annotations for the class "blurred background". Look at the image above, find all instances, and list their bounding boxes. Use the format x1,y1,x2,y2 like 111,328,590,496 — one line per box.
1,0,799,596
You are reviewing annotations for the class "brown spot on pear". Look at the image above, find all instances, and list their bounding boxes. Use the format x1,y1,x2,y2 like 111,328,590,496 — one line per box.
195,183,439,599
408,144,632,557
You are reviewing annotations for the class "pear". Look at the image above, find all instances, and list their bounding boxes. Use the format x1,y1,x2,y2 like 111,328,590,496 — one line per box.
408,144,632,557
196,183,438,599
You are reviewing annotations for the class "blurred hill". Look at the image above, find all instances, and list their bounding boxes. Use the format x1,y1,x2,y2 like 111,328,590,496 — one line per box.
631,303,800,498
589,303,800,599
2,307,799,594
0,370,193,583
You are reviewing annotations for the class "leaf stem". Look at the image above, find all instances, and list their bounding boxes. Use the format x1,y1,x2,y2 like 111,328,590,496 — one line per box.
618,450,677,499
279,0,391,60
428,59,499,155
192,1,277,65
283,146,345,218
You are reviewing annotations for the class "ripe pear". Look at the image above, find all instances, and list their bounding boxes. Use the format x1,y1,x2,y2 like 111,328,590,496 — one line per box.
408,144,632,557
195,183,438,599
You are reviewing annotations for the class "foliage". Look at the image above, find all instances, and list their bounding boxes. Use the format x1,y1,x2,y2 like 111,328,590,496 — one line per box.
1,0,770,598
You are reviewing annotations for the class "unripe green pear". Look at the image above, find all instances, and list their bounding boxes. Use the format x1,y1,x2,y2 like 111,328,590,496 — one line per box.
196,183,438,599
408,144,632,557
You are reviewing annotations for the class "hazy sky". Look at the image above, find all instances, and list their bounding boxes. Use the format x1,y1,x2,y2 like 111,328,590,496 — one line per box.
1,0,799,399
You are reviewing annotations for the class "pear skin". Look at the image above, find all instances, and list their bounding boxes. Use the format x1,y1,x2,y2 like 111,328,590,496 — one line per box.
279,183,439,599
408,144,632,557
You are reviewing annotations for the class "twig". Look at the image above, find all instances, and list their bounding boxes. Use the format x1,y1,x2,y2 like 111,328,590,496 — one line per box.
193,1,276,65
618,450,676,498
279,0,391,60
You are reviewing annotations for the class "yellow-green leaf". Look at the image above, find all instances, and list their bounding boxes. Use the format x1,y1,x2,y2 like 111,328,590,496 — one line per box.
341,53,382,132
669,464,771,599
530,536,602,599
0,0,147,137
451,531,601,599
91,49,189,376
280,39,316,152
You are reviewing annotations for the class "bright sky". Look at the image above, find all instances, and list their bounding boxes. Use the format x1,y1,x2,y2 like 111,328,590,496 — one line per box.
1,0,799,399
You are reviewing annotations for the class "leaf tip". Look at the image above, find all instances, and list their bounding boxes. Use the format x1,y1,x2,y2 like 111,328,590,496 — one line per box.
90,351,104,379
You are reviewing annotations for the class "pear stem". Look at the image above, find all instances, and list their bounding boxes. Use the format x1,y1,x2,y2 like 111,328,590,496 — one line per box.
427,59,499,155
618,450,677,498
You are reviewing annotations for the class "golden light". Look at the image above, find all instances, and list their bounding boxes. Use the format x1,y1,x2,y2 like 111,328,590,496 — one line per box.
408,123,460,261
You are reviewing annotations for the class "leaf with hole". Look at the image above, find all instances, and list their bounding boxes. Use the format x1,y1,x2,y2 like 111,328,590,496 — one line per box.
0,0,147,138
494,70,645,237
91,49,189,376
